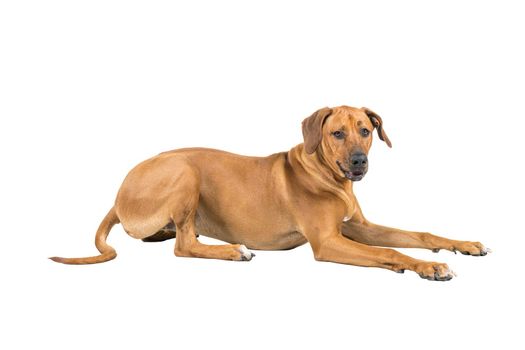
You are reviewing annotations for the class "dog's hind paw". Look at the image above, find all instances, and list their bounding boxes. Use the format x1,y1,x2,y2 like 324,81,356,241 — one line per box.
238,245,256,261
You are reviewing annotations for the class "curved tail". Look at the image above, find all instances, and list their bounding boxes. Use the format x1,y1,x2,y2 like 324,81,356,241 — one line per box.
50,207,120,265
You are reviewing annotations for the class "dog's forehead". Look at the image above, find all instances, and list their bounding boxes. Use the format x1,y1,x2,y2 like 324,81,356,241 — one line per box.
326,106,371,128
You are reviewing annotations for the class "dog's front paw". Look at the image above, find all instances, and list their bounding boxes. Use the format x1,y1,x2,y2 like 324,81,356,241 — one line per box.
415,262,455,281
454,241,491,256
237,245,256,261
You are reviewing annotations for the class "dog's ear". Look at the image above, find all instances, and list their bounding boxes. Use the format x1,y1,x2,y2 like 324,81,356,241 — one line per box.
362,107,392,148
302,107,333,154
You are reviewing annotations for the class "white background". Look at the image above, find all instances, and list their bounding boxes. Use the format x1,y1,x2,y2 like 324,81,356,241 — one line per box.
1,1,524,349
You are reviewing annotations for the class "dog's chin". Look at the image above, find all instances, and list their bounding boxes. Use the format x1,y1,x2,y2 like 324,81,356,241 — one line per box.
344,171,366,182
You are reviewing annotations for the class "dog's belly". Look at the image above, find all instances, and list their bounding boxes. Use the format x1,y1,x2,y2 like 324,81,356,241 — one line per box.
195,207,306,250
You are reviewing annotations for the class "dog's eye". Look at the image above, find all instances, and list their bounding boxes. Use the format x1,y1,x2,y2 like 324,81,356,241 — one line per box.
360,128,370,137
332,130,345,139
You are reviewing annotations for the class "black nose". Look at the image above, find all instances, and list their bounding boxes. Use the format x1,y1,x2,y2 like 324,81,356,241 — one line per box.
350,153,367,167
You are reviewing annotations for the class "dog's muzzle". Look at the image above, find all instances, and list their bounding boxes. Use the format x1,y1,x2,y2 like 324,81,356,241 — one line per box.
337,153,368,181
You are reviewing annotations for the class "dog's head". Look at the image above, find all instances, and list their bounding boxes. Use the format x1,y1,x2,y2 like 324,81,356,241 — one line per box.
302,105,391,181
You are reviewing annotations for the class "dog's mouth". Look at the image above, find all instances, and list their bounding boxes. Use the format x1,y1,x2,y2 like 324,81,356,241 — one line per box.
336,160,366,181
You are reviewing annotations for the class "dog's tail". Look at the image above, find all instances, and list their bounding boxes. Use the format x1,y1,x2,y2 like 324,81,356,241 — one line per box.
49,206,120,265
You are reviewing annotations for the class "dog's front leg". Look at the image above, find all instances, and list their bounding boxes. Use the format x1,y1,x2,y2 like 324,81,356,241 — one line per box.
342,220,490,256
305,230,455,281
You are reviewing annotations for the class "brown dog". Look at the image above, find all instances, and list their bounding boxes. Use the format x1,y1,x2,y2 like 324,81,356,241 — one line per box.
51,105,489,281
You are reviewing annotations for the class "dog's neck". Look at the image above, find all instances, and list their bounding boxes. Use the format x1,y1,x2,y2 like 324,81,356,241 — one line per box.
287,144,354,216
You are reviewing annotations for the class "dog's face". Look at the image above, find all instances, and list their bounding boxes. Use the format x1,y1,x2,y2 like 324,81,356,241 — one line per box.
302,106,391,181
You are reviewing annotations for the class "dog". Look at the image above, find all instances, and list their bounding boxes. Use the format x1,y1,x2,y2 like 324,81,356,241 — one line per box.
51,105,490,281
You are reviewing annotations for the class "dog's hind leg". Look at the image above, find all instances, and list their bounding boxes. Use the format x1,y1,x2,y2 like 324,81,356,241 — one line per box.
170,170,255,261
174,218,254,261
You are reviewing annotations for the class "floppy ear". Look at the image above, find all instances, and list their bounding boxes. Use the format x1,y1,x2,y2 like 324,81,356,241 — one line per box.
362,107,392,148
302,107,333,154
